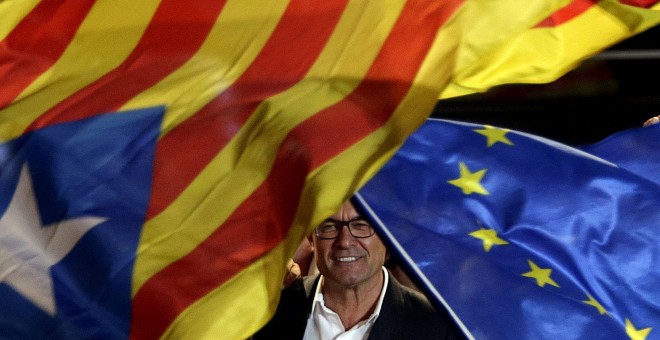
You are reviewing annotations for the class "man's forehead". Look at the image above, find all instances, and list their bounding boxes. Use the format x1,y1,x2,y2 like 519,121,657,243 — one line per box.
329,201,359,220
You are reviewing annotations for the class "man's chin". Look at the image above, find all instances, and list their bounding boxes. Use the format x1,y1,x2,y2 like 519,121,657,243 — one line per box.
328,272,368,288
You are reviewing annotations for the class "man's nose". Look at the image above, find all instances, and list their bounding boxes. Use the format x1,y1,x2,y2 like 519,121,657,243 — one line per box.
334,224,356,245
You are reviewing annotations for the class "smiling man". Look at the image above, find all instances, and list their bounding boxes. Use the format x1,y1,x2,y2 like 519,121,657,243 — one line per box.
252,200,465,339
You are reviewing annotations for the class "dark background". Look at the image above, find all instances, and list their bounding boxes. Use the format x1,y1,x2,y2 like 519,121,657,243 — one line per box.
432,25,660,146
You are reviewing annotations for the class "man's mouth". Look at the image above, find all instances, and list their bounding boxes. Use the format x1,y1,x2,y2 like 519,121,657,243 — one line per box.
335,256,360,262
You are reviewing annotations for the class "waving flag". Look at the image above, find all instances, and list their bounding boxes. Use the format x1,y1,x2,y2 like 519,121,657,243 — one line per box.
0,107,162,339
355,120,660,339
440,0,660,99
4,0,657,338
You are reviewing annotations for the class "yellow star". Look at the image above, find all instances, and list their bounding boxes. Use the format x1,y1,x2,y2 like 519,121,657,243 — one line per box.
469,228,508,252
474,125,514,147
582,294,607,315
625,318,652,340
521,259,559,288
448,162,489,195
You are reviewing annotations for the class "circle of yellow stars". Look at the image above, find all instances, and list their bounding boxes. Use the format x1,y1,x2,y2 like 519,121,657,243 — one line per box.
451,125,653,339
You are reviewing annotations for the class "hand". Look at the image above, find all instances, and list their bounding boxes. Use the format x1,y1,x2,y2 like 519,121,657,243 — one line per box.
643,115,659,127
283,258,302,289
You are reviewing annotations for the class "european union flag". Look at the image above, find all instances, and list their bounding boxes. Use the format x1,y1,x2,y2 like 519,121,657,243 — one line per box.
355,120,660,340
0,107,163,338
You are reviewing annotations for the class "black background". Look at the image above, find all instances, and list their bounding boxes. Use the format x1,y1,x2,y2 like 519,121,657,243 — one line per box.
432,25,660,146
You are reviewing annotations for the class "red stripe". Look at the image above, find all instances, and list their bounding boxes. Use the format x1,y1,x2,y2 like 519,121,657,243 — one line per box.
24,0,227,132
535,0,660,28
145,1,350,219
620,0,660,7
0,0,95,109
130,1,463,339
535,0,597,27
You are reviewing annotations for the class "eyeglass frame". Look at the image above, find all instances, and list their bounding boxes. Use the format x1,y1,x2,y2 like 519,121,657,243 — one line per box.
314,217,375,240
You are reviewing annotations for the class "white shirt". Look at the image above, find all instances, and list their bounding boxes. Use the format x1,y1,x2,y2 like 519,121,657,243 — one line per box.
302,267,389,340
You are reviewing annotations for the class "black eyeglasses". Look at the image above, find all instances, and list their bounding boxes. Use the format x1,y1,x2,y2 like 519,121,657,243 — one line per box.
314,218,375,239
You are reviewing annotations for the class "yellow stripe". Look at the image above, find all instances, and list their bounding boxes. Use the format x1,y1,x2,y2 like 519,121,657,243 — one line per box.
445,0,570,66
0,0,39,40
0,1,159,142
599,0,660,30
120,0,289,137
440,0,660,99
162,241,291,339
133,0,407,294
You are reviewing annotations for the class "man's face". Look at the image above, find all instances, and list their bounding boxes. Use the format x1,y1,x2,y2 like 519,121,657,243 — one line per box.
312,201,387,289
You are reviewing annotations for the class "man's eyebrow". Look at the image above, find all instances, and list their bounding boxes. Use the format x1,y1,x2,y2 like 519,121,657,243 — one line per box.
323,216,365,222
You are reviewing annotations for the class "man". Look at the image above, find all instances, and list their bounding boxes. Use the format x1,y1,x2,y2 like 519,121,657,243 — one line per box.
253,200,465,339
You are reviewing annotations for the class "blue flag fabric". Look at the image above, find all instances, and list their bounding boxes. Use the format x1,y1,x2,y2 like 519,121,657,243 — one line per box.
579,124,660,185
0,107,163,339
355,119,660,340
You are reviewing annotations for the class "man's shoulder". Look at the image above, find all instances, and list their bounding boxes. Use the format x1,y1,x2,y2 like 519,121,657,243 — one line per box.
387,274,436,315
375,272,467,339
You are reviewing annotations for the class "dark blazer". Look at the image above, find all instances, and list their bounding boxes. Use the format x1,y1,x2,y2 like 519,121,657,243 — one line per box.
252,271,466,339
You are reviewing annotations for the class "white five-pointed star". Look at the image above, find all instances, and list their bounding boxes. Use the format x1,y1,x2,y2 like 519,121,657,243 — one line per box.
0,164,106,316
